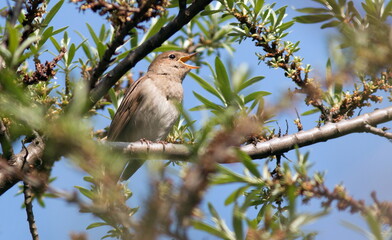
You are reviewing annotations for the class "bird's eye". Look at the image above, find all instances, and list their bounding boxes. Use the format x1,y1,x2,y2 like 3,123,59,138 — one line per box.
169,54,176,59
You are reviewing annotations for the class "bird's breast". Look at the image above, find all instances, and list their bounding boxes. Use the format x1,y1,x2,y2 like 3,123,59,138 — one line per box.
131,78,183,141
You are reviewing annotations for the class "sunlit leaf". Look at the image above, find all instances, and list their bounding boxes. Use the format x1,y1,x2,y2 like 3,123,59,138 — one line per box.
294,14,334,24
86,222,108,230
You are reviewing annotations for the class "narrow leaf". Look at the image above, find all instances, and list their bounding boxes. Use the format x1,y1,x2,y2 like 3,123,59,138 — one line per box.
189,72,224,103
42,0,64,27
294,14,334,24
86,222,108,230
214,57,232,102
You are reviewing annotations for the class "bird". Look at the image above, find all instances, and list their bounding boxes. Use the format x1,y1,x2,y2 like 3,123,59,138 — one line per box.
107,51,199,180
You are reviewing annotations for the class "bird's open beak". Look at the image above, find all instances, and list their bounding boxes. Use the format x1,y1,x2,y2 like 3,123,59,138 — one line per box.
178,52,200,69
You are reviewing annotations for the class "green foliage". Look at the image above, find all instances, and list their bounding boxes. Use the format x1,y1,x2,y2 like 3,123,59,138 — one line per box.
1,0,392,240
190,56,269,117
196,149,325,239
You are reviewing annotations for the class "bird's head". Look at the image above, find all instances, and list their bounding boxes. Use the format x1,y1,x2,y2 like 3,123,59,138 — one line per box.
148,51,200,80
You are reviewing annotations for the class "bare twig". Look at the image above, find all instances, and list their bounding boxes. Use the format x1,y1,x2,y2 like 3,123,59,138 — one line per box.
23,181,40,240
9,0,24,26
363,124,392,140
88,1,164,88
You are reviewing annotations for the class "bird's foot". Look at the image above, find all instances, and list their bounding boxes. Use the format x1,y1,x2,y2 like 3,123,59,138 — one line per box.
139,138,153,144
158,140,168,151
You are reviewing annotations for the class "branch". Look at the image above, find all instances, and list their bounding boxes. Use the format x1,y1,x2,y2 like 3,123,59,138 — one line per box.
107,106,392,161
242,106,392,159
0,136,45,195
0,119,13,159
88,1,158,88
363,124,392,140
87,0,213,108
9,0,24,26
23,181,40,240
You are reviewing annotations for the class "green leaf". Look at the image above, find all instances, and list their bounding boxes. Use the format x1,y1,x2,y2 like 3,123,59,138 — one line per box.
254,0,265,17
296,7,329,14
192,221,228,238
214,56,232,102
294,14,334,24
130,28,138,48
96,41,106,59
321,20,341,29
108,88,118,110
39,26,53,47
278,21,295,31
208,202,220,220
83,176,94,183
86,222,108,230
237,76,264,92
201,10,222,16
52,26,68,36
189,105,206,111
81,42,93,61
67,43,76,66
154,44,183,52
99,24,106,40
189,72,224,103
75,186,94,200
42,0,64,27
193,91,223,111
301,108,320,116
12,35,40,66
37,197,46,207
239,150,261,178
7,24,19,54
244,91,270,104
326,0,341,14
382,0,392,21
140,14,169,43
232,204,244,240
212,166,249,184
225,186,249,205
86,23,100,48
364,212,383,240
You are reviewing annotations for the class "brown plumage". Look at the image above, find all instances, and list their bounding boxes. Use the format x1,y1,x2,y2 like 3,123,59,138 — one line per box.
108,51,199,180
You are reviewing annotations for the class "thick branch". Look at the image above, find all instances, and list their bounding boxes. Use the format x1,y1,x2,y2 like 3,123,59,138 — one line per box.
0,136,45,195
88,0,213,108
108,106,392,161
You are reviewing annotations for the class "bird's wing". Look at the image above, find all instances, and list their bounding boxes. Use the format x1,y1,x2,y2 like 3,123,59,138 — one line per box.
107,76,146,141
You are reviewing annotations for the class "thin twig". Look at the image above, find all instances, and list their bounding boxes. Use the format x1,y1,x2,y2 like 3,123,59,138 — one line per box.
9,0,24,26
23,181,40,240
88,1,159,88
363,124,392,140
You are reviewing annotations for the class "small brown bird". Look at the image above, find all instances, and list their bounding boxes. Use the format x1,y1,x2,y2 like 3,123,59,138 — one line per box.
108,51,199,180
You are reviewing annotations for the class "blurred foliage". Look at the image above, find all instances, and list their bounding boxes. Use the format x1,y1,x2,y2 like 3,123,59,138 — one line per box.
1,0,392,240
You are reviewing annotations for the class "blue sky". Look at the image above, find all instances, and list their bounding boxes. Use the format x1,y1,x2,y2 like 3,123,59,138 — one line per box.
1,1,392,240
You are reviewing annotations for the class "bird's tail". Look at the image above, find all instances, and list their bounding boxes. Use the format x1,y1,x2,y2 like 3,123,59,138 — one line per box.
119,159,145,181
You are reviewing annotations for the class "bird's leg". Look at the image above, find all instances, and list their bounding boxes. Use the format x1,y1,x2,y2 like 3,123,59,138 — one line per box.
157,140,168,152
139,138,153,152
